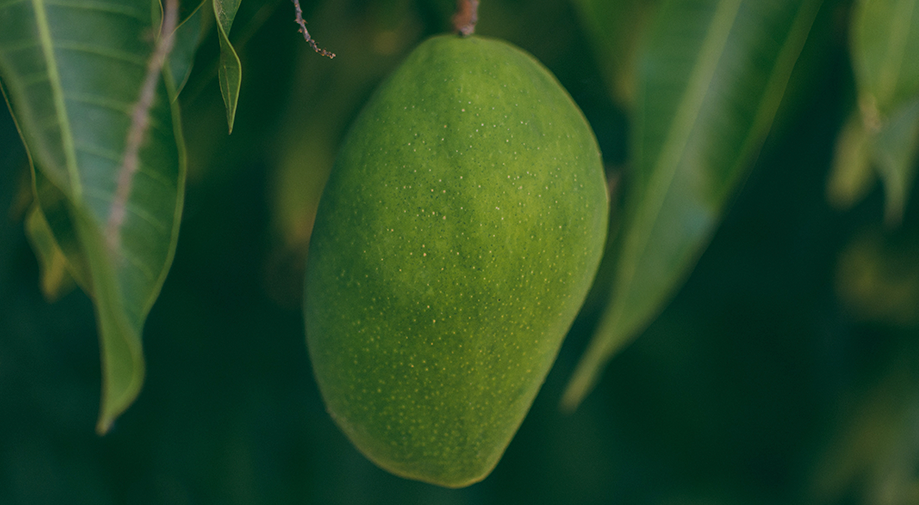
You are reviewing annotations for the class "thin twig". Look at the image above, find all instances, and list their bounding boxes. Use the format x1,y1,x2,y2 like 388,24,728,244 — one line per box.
452,0,478,36
106,0,179,252
291,0,335,58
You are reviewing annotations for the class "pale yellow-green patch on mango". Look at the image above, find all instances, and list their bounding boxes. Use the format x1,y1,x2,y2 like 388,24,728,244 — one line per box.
304,34,608,488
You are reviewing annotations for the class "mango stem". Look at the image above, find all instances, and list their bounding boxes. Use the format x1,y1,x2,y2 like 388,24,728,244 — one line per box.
452,0,479,36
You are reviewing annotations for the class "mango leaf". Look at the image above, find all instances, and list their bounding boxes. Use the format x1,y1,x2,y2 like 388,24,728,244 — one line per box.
169,0,207,96
213,0,241,132
846,0,919,225
25,203,76,301
0,0,187,432
826,110,877,209
851,0,919,118
562,0,822,409
873,99,919,225
29,167,93,292
826,102,919,224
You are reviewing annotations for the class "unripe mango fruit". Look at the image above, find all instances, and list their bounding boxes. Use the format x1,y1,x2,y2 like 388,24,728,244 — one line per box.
304,34,608,488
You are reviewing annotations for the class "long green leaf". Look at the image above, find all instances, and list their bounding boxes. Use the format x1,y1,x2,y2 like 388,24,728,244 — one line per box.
213,0,241,132
0,0,187,432
562,0,822,409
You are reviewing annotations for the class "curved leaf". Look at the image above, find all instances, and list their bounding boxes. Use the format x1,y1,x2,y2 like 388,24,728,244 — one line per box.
851,0,919,117
827,110,877,210
562,0,822,409
169,0,207,96
25,202,76,301
0,0,186,432
213,0,241,132
30,167,93,291
846,0,919,225
873,98,919,225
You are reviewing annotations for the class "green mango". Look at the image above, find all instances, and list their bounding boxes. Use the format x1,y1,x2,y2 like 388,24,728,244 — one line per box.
304,34,608,488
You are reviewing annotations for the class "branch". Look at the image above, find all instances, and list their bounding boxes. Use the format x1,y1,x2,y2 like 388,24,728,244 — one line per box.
292,0,335,58
107,0,179,252
452,0,479,36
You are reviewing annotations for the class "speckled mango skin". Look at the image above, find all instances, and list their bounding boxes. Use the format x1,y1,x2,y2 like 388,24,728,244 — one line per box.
304,35,608,488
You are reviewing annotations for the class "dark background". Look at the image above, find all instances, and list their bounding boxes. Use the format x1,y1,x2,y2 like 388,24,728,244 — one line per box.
3,0,919,503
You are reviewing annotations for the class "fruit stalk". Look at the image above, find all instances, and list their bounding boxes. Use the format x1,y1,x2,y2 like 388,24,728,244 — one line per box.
452,0,479,36
291,0,335,58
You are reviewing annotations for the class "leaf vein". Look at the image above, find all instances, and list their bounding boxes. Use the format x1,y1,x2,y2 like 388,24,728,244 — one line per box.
45,0,147,21
65,92,169,134
85,188,170,235
624,0,742,297
0,37,40,54
55,40,148,67
31,0,83,199
75,141,122,163
0,0,28,11
114,245,158,282
76,141,176,190
16,70,51,88
66,92,132,114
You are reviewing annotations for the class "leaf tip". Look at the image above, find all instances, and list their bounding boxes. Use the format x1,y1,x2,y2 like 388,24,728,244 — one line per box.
559,365,595,413
95,416,114,435
95,372,144,436
95,338,146,436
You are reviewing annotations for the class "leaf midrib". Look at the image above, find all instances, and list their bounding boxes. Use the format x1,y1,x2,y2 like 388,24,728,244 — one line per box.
619,0,742,301
727,1,823,201
32,0,82,201
561,0,745,408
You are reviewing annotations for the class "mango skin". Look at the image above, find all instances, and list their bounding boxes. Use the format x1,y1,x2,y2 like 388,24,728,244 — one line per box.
304,35,608,488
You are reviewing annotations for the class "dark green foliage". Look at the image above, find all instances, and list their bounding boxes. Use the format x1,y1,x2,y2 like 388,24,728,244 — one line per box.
2,0,919,503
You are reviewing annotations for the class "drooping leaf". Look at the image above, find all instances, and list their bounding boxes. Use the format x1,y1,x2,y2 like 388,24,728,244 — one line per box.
213,0,241,132
827,110,877,209
847,0,919,224
30,167,92,292
873,99,919,225
826,102,919,224
851,0,919,118
25,203,76,301
562,0,822,409
168,0,207,96
0,0,187,432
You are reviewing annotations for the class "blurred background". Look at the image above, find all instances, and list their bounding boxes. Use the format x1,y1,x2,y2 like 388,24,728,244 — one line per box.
3,0,919,503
